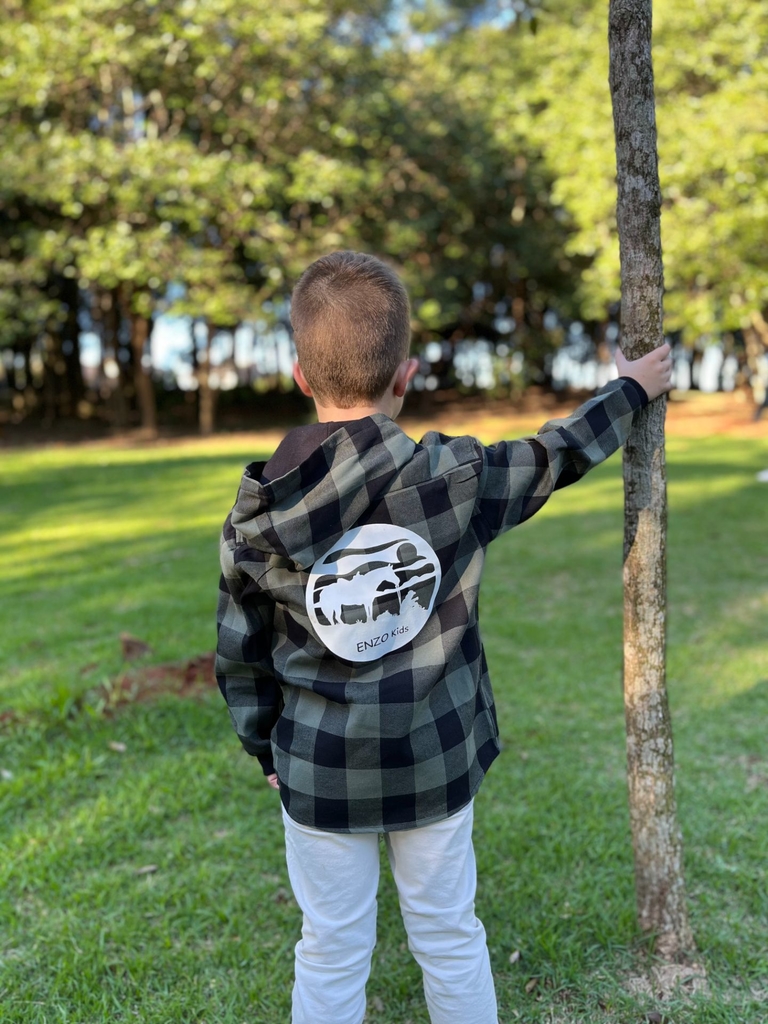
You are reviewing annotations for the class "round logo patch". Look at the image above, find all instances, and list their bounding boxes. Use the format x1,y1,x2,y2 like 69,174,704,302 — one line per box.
306,524,441,663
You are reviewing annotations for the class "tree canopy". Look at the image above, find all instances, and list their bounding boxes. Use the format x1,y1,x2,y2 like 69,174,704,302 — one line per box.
0,0,765,430
488,0,768,335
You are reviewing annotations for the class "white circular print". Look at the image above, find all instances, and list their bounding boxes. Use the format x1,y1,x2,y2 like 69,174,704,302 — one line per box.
306,524,441,663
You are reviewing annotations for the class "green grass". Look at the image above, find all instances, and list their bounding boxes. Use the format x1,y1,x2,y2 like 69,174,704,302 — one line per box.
1,425,767,1023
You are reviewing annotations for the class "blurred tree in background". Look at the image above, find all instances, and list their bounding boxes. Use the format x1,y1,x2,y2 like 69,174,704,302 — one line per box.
500,0,768,332
0,0,766,434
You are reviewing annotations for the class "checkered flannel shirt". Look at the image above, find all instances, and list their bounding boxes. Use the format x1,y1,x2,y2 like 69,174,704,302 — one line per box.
216,376,648,832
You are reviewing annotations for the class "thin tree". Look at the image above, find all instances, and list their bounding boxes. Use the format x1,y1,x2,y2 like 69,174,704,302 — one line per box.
608,0,694,959
128,303,158,438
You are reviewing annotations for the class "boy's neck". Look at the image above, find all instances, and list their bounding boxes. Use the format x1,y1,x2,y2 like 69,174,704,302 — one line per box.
296,356,417,424
313,396,400,423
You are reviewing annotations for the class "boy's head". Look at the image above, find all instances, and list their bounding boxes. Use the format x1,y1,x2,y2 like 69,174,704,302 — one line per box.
290,250,411,409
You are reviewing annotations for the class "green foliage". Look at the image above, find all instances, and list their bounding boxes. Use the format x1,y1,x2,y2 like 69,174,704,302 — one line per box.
484,0,768,335
1,0,767,427
0,0,404,322
0,1,575,372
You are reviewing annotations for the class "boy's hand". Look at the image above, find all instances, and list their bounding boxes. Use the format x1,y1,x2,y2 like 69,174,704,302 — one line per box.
266,773,280,790
615,341,673,402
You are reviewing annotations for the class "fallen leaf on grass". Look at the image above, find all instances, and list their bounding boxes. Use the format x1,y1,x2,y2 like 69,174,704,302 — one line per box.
108,741,127,753
370,996,385,1013
136,864,158,876
509,949,521,964
525,977,539,994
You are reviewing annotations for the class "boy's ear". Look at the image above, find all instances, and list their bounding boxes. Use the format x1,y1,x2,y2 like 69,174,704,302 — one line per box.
293,362,313,397
392,357,420,398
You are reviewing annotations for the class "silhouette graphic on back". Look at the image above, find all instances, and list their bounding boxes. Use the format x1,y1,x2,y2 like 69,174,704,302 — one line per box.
306,525,441,663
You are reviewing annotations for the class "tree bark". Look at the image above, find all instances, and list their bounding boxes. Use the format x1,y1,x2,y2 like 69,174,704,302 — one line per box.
41,314,68,422
609,0,694,959
129,310,158,436
744,310,768,416
103,287,129,429
41,331,57,429
60,273,84,415
197,319,216,436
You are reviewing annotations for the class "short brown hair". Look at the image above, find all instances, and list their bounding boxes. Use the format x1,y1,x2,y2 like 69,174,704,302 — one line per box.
290,251,411,407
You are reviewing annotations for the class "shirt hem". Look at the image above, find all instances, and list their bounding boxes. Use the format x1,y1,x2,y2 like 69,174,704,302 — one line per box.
278,748,499,834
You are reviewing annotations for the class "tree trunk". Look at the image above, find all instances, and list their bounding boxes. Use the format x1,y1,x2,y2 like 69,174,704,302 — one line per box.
744,310,768,417
41,331,57,429
103,287,129,430
60,273,84,415
129,309,158,437
41,314,68,422
609,0,694,959
197,319,216,436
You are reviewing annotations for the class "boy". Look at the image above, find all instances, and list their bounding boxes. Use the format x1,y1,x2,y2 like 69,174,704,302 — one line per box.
216,250,672,1024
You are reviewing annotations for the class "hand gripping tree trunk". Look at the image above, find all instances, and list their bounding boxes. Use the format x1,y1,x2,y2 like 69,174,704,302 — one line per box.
608,0,694,959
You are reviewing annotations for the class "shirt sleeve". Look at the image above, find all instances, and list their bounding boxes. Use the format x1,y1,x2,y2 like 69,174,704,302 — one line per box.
215,514,281,776
473,376,648,543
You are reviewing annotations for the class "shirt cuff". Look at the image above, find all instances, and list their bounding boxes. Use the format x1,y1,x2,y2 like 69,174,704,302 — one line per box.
618,376,649,408
257,752,276,776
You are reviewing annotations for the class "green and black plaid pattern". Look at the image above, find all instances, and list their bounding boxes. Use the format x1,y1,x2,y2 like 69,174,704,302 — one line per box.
216,377,647,832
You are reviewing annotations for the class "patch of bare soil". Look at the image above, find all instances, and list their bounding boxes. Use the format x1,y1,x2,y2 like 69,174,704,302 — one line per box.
92,652,216,713
664,390,767,438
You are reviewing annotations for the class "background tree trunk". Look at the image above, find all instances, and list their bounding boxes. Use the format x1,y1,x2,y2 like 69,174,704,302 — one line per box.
129,309,158,437
102,288,129,430
60,273,84,415
41,314,68,423
608,0,695,959
41,331,58,429
197,320,216,436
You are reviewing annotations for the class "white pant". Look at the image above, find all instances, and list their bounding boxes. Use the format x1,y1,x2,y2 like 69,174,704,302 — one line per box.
282,800,498,1024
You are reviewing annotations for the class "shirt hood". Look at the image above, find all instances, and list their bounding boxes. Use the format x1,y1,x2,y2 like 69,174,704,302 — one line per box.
230,414,418,571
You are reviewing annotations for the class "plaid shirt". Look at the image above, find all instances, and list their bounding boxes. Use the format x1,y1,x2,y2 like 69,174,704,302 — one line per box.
216,376,647,832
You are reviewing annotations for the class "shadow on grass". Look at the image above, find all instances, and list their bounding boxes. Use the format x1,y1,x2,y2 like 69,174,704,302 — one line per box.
1,450,264,525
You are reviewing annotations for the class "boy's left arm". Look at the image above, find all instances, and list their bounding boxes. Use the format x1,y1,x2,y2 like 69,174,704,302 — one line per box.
215,515,281,779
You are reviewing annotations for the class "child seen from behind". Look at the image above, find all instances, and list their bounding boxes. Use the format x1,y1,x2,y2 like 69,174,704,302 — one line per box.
216,250,673,1024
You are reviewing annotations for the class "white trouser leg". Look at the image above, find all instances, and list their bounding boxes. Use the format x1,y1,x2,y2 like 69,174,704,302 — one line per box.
282,808,380,1024
385,801,499,1024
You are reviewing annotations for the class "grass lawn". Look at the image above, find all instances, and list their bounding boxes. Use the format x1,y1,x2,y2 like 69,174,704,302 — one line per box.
1,402,767,1023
